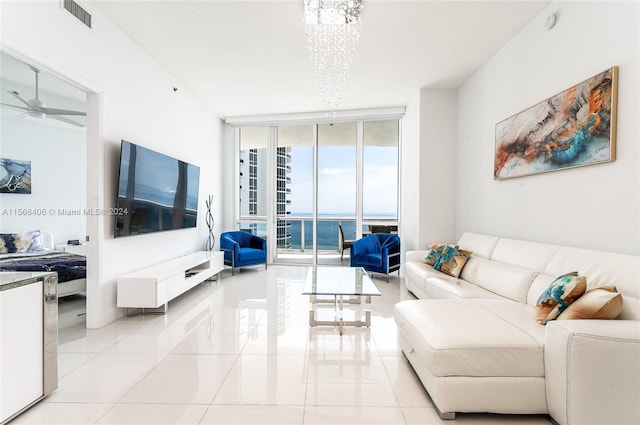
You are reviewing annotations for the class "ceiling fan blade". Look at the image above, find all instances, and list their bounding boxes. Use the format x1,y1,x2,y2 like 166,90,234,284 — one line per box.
0,102,30,112
39,106,86,116
7,91,34,109
7,68,86,122
47,115,86,128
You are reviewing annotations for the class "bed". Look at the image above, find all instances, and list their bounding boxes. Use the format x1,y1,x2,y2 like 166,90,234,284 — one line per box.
0,230,87,297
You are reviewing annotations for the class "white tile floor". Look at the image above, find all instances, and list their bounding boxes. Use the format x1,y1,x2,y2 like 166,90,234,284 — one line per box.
13,265,554,424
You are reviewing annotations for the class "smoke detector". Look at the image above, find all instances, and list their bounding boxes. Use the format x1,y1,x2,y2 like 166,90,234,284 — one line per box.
545,14,557,30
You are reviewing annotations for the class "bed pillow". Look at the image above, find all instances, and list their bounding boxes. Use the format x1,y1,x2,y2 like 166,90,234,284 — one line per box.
433,245,472,278
536,272,587,324
28,230,45,251
0,231,44,253
0,234,16,254
14,230,44,252
557,286,623,320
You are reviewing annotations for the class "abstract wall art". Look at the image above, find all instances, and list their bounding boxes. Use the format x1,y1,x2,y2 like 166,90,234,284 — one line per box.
0,158,32,194
494,67,618,180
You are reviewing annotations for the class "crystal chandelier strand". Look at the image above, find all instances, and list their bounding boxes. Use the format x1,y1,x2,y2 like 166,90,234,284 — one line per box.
304,0,362,109
304,0,362,25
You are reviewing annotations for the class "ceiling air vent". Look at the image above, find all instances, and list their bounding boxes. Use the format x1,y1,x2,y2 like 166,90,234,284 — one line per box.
63,0,92,29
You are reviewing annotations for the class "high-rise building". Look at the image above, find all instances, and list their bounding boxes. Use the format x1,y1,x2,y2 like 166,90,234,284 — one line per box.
276,147,292,249
239,146,291,248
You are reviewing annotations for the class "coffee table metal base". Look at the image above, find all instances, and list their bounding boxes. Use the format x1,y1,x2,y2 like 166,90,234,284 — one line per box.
308,295,372,335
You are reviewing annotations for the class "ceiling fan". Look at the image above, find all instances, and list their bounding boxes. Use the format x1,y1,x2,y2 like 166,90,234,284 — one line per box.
1,65,86,127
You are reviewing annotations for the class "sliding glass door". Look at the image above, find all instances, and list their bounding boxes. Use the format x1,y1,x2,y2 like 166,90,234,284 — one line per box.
275,125,314,264
316,122,357,265
236,119,399,266
363,120,399,229
238,127,268,237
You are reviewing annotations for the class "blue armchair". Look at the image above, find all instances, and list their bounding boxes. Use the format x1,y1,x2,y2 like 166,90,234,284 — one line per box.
220,231,267,274
350,233,401,282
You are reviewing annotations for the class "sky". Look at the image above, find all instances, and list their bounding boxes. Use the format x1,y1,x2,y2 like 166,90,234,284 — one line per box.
288,145,398,216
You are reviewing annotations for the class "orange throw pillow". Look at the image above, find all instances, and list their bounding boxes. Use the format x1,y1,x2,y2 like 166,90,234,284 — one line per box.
536,272,587,325
557,286,623,320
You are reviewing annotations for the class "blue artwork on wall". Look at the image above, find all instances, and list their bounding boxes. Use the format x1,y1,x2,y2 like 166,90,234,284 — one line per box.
494,67,617,179
0,158,32,194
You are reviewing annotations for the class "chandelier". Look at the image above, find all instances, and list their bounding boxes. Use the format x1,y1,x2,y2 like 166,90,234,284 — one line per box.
304,0,363,109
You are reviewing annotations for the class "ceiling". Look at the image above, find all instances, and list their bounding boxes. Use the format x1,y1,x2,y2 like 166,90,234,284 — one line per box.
91,1,550,119
3,1,550,120
0,51,87,128
0,52,86,102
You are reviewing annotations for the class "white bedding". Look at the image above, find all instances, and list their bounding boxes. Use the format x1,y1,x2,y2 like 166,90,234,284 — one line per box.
0,231,86,297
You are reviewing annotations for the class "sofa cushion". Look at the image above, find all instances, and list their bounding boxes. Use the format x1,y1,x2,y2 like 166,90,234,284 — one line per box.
557,286,623,320
545,246,640,320
464,257,537,303
394,298,544,378
490,238,559,271
425,276,505,300
536,272,586,325
237,247,266,263
363,234,382,253
353,252,382,267
433,245,472,278
406,250,431,263
404,260,440,284
404,260,502,300
456,232,499,258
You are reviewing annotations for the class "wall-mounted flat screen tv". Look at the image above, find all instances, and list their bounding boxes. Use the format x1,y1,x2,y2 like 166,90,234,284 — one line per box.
114,140,200,238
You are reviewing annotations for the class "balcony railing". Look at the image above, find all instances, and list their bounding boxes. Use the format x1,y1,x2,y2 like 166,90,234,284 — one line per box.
275,216,351,253
238,216,398,259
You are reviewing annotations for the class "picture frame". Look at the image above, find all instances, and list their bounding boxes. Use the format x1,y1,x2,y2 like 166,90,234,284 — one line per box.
494,67,618,180
0,158,32,194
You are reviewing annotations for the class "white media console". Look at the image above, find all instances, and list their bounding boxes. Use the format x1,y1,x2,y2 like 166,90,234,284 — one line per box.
117,251,224,314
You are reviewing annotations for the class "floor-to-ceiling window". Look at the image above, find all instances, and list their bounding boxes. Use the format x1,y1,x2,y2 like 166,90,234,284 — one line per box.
316,122,357,265
234,116,400,266
363,119,399,229
238,127,268,238
276,125,314,263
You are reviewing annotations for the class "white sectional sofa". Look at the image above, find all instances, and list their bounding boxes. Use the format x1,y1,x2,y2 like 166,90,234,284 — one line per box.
394,232,640,424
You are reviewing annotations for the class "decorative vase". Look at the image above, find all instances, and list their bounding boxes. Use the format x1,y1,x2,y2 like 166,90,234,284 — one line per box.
205,195,215,251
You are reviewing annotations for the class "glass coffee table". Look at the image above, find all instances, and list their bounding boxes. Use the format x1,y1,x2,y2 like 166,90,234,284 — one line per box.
302,266,381,335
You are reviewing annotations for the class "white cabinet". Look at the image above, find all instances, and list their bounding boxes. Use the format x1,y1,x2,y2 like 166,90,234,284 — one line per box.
0,272,57,424
117,251,224,312
55,244,87,256
64,244,87,256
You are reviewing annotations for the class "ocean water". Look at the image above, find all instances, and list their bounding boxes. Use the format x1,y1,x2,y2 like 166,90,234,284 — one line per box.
285,219,356,251
242,215,395,251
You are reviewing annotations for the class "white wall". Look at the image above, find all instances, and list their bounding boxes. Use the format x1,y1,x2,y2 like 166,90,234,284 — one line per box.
222,124,237,232
400,92,422,253
0,115,86,244
456,1,639,255
0,80,87,245
400,88,457,255
419,89,457,246
1,1,223,328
